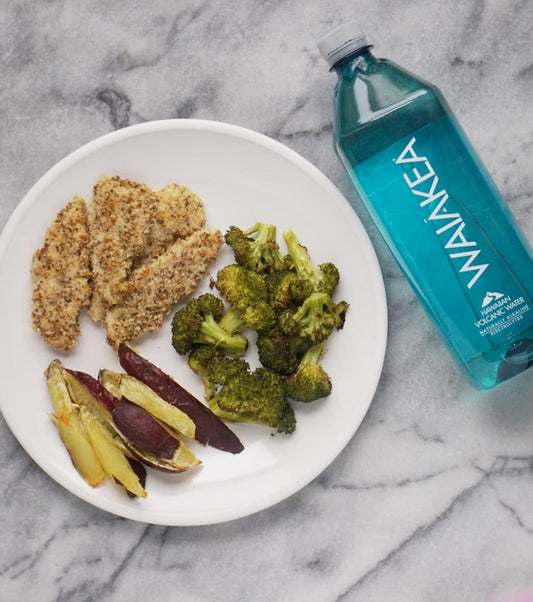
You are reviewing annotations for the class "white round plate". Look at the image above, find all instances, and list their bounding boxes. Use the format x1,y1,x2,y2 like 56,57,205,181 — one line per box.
0,119,387,525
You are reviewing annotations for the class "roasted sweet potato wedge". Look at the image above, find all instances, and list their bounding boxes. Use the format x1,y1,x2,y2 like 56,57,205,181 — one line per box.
48,361,148,496
78,406,147,498
46,359,202,498
118,344,244,454
99,370,196,440
49,412,106,488
125,458,147,498
46,360,105,488
112,398,181,460
66,367,200,473
66,368,117,413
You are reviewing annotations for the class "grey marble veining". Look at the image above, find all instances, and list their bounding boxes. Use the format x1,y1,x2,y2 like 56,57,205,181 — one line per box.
1,1,533,601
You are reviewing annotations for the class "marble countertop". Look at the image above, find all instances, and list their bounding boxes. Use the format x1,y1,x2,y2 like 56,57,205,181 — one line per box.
1,1,533,601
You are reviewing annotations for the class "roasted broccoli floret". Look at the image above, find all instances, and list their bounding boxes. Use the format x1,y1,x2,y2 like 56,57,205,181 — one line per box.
283,342,332,402
256,327,303,375
188,346,295,432
317,262,340,296
188,346,250,399
171,293,248,356
280,292,348,344
264,269,315,311
283,230,340,295
208,366,296,434
225,223,285,274
216,264,267,308
216,264,276,332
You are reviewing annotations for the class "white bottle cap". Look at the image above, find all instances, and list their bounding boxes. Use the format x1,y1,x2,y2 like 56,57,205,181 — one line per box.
317,20,369,68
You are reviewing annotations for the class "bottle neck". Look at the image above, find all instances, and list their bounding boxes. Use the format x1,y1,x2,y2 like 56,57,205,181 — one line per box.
332,46,376,78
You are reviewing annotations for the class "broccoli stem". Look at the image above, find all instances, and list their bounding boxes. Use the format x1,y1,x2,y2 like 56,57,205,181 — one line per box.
283,230,323,287
207,398,242,423
195,314,248,355
200,375,217,400
219,307,244,334
244,223,285,272
293,292,331,324
291,292,339,344
284,340,331,403
243,222,276,239
300,341,325,366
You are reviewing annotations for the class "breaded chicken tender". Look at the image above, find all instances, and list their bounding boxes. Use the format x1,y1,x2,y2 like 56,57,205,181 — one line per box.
31,197,91,350
32,175,222,349
104,228,223,348
87,176,156,321
138,183,207,264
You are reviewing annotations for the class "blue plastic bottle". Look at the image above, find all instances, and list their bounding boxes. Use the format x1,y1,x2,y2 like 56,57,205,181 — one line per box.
318,21,533,389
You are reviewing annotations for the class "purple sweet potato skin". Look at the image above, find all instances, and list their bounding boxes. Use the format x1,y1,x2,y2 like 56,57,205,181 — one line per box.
118,344,244,454
112,398,179,459
122,458,147,499
66,368,117,413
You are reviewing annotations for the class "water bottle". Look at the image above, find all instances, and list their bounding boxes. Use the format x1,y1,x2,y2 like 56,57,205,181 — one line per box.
318,21,533,389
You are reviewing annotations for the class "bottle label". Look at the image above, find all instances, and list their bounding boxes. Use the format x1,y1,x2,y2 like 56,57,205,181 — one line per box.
352,116,533,362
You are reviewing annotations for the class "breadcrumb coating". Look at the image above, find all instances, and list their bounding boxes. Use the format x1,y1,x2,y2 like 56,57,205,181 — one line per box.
31,197,91,350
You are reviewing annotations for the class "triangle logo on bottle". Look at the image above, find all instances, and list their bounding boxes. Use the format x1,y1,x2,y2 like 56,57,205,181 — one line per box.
481,291,505,308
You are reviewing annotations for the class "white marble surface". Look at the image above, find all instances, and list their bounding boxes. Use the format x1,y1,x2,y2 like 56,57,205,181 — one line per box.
1,1,533,601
